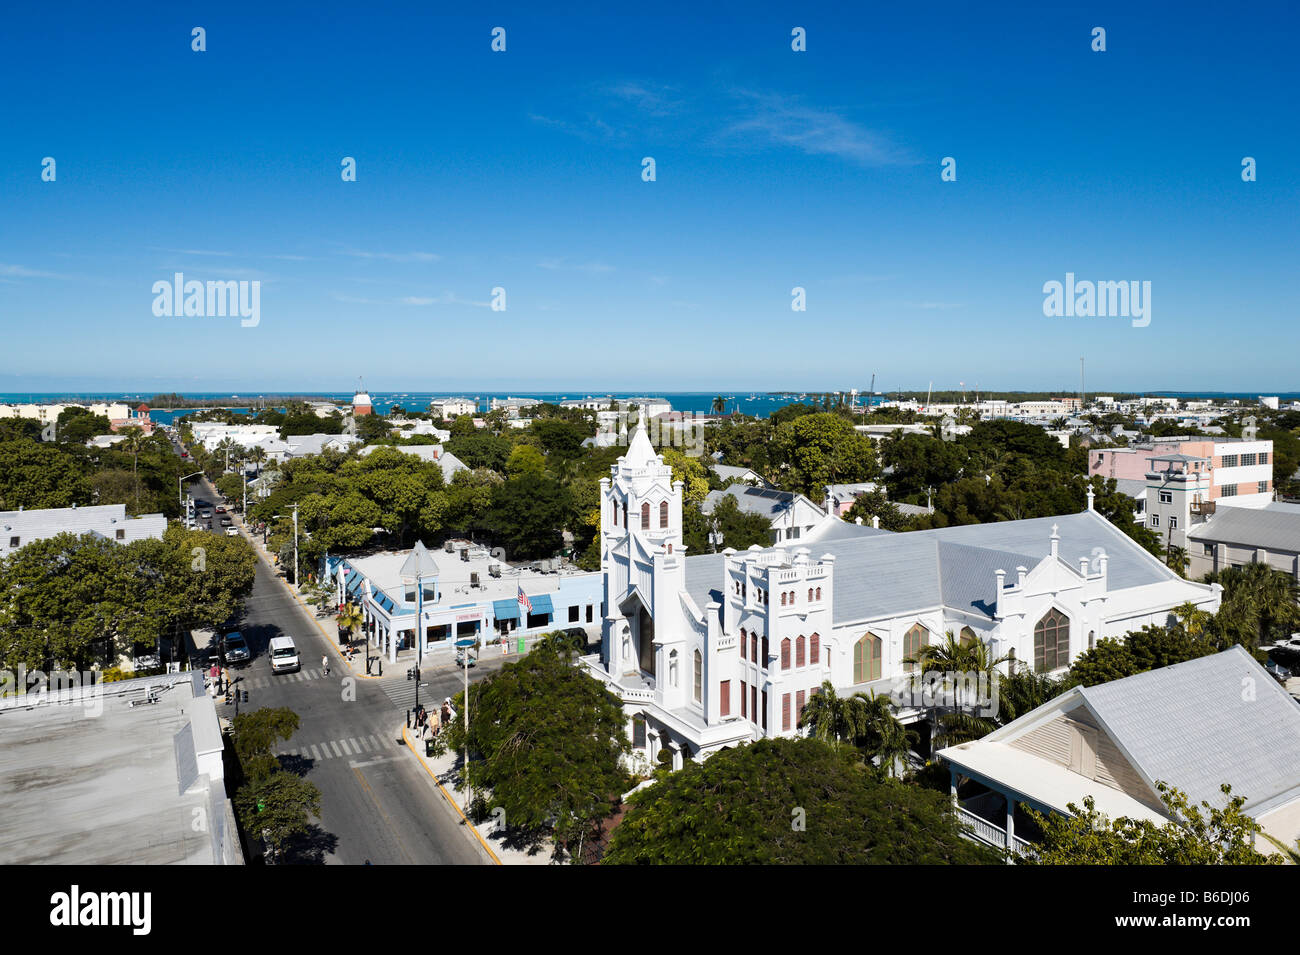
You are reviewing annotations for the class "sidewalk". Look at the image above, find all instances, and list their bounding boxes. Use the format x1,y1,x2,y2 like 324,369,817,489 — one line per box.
400,724,568,865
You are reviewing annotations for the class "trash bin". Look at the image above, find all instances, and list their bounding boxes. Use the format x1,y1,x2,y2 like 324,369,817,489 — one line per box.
425,739,435,757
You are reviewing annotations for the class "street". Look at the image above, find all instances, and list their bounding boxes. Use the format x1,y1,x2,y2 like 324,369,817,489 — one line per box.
187,470,494,866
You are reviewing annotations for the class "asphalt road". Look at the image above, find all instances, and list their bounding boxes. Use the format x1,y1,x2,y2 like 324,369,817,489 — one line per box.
185,471,489,866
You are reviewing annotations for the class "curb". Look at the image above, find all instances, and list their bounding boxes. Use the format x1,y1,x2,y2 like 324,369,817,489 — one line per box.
401,725,502,865
236,515,385,681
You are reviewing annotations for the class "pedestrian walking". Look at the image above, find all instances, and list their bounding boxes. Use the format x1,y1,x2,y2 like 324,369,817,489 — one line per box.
322,655,330,677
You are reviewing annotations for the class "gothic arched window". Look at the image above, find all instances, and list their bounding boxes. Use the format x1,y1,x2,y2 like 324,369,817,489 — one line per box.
641,502,650,530
1034,608,1071,673
854,633,882,684
660,500,668,528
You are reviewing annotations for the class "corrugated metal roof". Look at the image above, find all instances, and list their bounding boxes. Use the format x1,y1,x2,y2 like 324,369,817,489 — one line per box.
1080,646,1300,813
682,510,1175,626
1186,503,1300,553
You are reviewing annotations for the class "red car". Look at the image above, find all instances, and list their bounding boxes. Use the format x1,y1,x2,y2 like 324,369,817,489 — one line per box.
215,505,227,514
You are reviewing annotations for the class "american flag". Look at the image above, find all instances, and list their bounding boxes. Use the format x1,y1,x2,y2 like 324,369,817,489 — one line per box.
517,586,532,614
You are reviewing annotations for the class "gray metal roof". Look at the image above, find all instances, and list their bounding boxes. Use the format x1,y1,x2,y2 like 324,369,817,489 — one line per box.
703,485,806,519
1080,646,1300,813
682,510,1175,626
1186,503,1300,553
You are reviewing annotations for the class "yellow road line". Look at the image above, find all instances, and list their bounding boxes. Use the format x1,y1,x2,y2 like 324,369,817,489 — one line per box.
351,765,416,865
401,725,502,865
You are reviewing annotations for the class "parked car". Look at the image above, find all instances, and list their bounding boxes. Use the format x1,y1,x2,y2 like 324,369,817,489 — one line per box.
268,636,300,674
223,632,251,666
215,505,227,514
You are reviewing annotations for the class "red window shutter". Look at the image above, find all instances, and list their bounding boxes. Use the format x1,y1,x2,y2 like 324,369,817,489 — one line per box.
796,635,805,667
781,638,791,670
810,632,820,664
752,685,758,723
782,693,791,731
720,680,731,717
808,588,813,602
796,689,805,722
740,629,747,660
761,690,767,730
741,680,748,717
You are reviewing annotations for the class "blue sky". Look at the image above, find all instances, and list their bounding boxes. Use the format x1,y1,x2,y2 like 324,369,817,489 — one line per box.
2,1,1297,394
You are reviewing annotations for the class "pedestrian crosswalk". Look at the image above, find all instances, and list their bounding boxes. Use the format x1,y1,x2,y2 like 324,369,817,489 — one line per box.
237,668,329,689
380,678,428,711
275,733,392,762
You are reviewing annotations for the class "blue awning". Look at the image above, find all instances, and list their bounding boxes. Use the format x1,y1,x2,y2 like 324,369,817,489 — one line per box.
492,599,519,621
528,593,554,616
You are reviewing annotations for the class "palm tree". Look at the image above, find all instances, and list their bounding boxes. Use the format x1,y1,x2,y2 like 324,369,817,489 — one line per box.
1172,600,1212,639
247,446,267,477
1211,562,1300,649
118,427,146,509
907,631,1010,749
858,692,916,778
710,396,727,415
799,680,870,745
1166,544,1187,578
337,602,363,642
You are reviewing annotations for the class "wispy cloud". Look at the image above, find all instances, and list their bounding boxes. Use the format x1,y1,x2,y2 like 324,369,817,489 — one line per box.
151,247,234,257
903,301,964,310
716,89,912,166
342,250,440,263
333,291,489,308
538,257,614,274
0,263,69,279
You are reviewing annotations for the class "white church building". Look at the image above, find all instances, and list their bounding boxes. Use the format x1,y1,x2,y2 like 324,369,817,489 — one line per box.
581,422,1222,770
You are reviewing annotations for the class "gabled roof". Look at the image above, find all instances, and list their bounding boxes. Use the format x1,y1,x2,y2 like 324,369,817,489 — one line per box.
955,647,1300,817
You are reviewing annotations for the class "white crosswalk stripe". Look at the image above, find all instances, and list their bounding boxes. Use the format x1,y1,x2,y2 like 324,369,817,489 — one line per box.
276,733,394,762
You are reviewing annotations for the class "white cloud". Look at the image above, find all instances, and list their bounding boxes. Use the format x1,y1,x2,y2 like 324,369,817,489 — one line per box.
342,250,440,263
718,89,912,166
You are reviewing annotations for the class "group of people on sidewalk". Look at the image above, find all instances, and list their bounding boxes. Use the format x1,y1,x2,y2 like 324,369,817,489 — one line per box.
414,698,456,740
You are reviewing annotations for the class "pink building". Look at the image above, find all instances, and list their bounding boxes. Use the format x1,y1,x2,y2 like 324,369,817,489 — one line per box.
1090,438,1273,506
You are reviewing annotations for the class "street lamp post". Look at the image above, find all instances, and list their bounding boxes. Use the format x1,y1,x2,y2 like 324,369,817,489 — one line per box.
178,471,203,507
455,637,475,810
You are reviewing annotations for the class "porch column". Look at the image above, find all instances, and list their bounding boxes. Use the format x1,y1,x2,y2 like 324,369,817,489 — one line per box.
949,768,959,807
1005,794,1016,845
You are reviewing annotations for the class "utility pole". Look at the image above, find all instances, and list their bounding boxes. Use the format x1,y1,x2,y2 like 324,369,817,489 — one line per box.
292,503,299,588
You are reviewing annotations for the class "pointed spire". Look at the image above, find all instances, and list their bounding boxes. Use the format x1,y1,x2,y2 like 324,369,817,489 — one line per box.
400,540,440,581
625,414,657,467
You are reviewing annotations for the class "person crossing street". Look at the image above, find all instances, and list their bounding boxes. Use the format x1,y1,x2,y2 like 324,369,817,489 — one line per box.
322,654,330,677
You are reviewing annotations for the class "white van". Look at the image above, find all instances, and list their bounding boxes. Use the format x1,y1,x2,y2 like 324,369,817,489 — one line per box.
269,636,300,674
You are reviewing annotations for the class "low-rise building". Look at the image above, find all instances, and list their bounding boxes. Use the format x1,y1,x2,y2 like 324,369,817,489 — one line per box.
702,485,826,544
939,646,1300,858
328,541,603,663
1185,501,1300,581
0,503,167,559
0,670,240,864
428,397,477,418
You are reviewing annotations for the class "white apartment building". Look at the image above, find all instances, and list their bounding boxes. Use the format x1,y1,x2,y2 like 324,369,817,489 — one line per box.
429,398,478,418
581,423,1219,767
0,402,131,423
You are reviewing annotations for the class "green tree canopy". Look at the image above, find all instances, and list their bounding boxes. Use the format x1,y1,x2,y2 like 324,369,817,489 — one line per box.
604,737,1000,864
443,639,629,855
